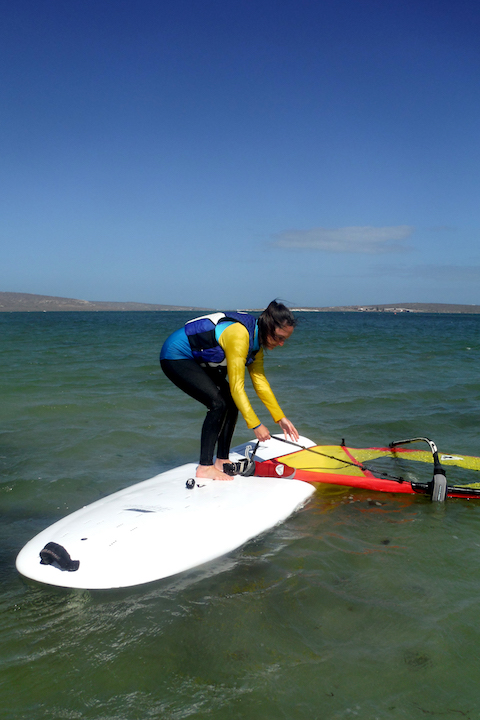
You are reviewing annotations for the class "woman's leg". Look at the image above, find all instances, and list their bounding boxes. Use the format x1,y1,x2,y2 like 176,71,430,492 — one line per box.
205,366,238,462
160,359,234,477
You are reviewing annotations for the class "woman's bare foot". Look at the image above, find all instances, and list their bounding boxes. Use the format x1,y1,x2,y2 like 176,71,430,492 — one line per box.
214,458,230,474
196,464,232,481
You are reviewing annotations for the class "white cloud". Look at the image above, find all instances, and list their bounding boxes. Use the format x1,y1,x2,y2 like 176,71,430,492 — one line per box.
271,225,414,254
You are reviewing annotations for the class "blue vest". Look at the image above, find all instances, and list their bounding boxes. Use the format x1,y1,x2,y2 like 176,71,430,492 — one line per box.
185,312,258,367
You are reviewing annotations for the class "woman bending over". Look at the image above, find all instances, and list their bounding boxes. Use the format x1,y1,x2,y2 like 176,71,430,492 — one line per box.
160,300,299,480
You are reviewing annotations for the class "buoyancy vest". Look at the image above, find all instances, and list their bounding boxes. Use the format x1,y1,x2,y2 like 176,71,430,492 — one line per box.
185,312,258,367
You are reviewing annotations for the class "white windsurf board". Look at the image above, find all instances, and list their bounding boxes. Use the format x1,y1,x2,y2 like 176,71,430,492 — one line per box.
16,459,314,590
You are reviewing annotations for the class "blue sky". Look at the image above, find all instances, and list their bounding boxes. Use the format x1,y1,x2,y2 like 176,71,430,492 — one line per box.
2,0,479,308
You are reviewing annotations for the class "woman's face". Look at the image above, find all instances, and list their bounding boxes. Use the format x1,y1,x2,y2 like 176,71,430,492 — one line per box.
265,324,294,350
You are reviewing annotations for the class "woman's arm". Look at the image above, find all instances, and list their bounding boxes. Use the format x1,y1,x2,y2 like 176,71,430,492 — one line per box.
218,324,284,425
246,349,284,422
218,324,262,429
219,323,299,440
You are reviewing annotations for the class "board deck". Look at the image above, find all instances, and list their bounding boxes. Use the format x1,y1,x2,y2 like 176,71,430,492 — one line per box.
16,461,315,590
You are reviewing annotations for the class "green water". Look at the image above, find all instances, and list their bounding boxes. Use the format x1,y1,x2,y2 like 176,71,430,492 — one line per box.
1,311,480,719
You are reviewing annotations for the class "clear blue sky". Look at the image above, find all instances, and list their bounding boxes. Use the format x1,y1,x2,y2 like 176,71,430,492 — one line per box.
2,0,479,308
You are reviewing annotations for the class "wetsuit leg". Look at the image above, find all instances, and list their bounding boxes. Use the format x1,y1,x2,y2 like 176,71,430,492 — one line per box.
160,359,238,465
209,367,238,460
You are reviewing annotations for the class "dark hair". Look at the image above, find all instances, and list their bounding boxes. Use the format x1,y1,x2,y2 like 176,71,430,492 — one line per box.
257,300,297,347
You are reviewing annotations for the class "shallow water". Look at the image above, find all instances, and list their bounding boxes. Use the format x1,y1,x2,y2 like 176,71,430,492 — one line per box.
1,311,480,719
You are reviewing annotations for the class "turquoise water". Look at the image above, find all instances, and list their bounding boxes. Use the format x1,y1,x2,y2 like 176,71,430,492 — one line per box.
1,311,480,719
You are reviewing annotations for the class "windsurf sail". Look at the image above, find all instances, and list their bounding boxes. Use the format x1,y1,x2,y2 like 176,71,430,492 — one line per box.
265,436,480,501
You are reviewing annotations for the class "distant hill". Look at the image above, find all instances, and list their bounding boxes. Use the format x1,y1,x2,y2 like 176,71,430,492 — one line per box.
0,292,211,312
293,303,480,314
1,293,479,314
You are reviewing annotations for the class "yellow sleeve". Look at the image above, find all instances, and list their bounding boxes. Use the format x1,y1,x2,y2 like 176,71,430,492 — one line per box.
218,323,284,429
247,348,284,423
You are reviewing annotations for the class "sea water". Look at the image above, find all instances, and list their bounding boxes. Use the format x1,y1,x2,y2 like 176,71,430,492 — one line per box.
1,311,480,720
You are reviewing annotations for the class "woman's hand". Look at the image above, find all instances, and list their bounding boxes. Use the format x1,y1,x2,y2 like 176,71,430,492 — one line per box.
278,417,299,442
253,424,271,442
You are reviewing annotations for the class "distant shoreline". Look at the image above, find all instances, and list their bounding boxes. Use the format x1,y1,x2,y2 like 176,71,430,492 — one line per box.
0,292,210,312
1,292,480,314
291,303,480,314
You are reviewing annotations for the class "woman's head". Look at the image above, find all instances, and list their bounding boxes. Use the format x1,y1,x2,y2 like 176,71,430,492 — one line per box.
258,300,296,349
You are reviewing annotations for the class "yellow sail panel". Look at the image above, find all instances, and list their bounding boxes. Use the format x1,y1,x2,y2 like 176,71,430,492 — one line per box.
277,445,480,484
439,454,480,471
279,446,365,477
351,448,480,471
349,448,398,463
